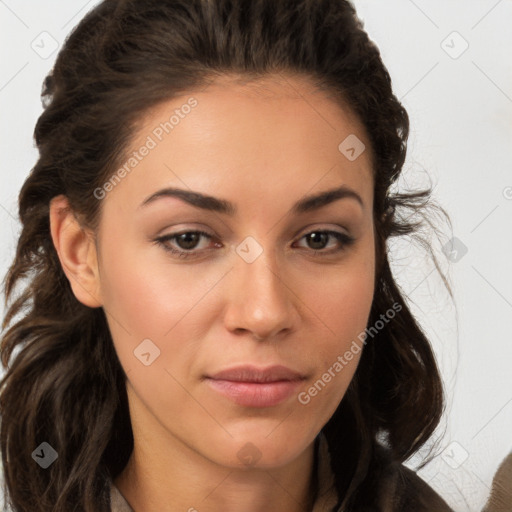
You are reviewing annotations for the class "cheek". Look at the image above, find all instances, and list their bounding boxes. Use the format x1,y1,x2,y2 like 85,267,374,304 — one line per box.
98,231,204,331
308,252,375,349
97,235,229,379
96,232,178,364
302,251,375,402
296,303,367,431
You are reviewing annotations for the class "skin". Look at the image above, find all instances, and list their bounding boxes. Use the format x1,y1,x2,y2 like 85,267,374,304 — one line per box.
49,73,376,512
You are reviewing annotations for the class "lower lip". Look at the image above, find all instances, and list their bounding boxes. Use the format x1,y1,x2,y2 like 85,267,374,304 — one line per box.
206,378,303,407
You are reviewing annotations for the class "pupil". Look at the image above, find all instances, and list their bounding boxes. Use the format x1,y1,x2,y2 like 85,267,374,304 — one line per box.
308,232,327,250
178,233,199,250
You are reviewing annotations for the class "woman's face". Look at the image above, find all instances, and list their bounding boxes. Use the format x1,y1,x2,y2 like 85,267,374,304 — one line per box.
94,74,375,468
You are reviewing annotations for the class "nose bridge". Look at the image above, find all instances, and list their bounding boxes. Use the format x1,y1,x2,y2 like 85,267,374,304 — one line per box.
224,237,296,338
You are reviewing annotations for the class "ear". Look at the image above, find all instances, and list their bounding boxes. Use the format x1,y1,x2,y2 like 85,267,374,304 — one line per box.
49,195,103,308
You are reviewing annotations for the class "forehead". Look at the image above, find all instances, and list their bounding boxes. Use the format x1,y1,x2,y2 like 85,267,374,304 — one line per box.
132,71,372,159
104,73,374,216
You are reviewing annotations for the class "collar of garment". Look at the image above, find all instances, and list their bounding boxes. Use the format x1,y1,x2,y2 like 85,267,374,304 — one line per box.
109,432,339,512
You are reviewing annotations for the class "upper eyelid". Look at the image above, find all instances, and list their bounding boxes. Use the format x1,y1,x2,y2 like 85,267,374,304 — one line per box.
159,221,351,237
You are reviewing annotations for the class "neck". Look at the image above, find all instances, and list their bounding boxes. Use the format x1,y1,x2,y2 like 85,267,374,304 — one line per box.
114,425,318,512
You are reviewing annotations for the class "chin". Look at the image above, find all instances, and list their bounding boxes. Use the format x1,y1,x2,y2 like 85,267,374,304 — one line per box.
207,429,309,470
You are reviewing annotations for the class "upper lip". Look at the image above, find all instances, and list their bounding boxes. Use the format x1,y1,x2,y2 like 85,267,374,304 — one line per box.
207,365,306,383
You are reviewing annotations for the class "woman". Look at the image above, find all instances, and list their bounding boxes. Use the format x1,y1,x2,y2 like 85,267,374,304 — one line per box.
0,0,454,510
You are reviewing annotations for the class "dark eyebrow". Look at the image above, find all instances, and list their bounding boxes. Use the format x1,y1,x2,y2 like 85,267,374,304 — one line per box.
139,185,363,215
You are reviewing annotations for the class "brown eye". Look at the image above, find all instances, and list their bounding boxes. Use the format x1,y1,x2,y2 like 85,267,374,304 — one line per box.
174,232,203,250
304,232,329,250
154,230,215,259
295,230,355,254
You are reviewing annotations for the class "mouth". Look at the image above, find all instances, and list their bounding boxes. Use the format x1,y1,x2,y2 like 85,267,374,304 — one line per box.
205,364,306,408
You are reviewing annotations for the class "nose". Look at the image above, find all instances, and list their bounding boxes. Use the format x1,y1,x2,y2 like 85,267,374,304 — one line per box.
222,245,299,341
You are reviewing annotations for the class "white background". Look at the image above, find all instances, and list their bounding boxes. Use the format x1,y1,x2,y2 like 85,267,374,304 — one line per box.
1,1,511,510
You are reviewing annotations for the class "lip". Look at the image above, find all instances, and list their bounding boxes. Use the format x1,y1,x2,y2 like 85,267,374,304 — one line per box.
208,364,306,383
205,365,306,408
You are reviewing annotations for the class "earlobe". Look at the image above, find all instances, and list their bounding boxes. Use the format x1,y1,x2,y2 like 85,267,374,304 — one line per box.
49,195,103,308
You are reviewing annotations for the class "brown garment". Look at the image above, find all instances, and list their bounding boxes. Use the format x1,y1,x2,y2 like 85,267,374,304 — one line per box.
109,433,452,511
483,452,512,512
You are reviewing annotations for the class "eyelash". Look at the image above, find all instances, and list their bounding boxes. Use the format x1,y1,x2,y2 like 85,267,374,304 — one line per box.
153,229,355,260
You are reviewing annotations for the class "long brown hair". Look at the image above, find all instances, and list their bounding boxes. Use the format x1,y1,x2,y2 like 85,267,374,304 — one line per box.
0,1,452,510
